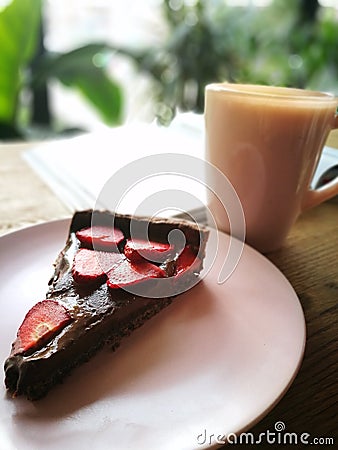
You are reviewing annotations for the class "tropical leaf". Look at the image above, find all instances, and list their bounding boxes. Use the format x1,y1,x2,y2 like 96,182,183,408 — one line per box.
0,0,41,124
33,44,123,125
58,68,123,125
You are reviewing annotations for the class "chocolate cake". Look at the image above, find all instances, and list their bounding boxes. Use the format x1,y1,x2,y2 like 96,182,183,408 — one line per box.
4,210,209,400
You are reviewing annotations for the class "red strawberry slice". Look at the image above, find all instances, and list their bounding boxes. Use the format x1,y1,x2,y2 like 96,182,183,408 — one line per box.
72,248,122,285
107,258,166,289
124,238,174,263
175,245,201,276
76,225,124,251
12,300,72,356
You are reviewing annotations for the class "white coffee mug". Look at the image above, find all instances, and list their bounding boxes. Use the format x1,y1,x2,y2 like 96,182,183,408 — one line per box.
205,83,338,253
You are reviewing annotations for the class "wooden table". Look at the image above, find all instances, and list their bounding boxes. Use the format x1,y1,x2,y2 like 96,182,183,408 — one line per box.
1,132,337,447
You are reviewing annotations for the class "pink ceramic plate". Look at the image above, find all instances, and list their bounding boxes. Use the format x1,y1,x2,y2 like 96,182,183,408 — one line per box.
0,220,305,450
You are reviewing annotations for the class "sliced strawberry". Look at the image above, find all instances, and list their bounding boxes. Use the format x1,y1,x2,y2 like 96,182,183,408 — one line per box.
72,248,123,285
107,258,166,289
76,225,124,251
124,238,174,263
175,245,201,276
12,300,72,356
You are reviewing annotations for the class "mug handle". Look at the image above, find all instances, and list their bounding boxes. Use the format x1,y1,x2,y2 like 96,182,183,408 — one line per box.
302,112,338,211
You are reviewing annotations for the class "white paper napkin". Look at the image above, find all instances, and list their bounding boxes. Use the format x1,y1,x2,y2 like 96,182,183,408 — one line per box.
23,114,338,213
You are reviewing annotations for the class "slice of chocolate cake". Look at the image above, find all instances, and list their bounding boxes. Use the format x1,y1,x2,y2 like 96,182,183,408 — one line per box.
4,210,209,400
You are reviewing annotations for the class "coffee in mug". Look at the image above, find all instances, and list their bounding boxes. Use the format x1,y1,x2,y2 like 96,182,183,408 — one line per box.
205,83,338,253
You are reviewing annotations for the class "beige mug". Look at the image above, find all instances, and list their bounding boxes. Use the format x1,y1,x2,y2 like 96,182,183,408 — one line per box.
205,83,338,253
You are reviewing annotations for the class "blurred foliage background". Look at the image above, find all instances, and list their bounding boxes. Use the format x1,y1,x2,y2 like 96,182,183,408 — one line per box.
0,0,337,139
0,0,123,140
120,0,338,123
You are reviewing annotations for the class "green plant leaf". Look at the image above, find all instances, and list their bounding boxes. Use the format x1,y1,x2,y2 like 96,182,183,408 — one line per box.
0,0,41,124
33,45,123,125
59,68,123,125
